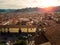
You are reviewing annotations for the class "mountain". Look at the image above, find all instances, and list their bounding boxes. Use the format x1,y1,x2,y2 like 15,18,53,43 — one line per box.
15,8,38,12
0,9,17,12
0,6,60,12
37,6,60,12
54,6,60,12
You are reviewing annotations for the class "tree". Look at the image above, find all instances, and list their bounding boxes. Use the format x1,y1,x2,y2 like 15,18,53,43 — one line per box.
14,40,27,45
19,28,21,34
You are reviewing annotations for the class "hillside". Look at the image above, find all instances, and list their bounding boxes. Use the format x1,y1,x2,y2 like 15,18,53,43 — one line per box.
0,6,60,12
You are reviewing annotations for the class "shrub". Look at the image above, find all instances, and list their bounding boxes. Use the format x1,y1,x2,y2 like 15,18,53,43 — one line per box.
14,40,27,45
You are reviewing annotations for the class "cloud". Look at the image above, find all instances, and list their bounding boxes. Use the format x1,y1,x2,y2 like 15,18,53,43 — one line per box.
0,0,60,9
0,0,38,9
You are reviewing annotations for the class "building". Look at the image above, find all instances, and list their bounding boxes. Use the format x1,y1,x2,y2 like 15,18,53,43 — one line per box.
0,25,37,33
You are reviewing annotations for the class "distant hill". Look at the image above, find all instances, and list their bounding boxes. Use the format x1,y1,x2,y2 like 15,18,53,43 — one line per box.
15,8,38,12
54,6,60,12
0,8,38,12
37,6,60,12
0,9,17,12
0,6,60,12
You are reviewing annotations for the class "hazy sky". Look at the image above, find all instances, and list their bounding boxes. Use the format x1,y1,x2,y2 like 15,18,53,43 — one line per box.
0,0,60,9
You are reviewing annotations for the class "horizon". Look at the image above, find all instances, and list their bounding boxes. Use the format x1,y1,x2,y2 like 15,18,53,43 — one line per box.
0,6,60,9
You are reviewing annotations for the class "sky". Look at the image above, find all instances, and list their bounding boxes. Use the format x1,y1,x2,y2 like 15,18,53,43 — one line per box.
0,0,60,9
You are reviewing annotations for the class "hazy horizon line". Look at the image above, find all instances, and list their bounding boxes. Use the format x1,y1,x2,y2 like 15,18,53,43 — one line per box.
0,5,60,9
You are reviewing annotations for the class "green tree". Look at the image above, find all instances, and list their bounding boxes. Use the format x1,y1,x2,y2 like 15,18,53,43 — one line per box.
14,40,27,45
